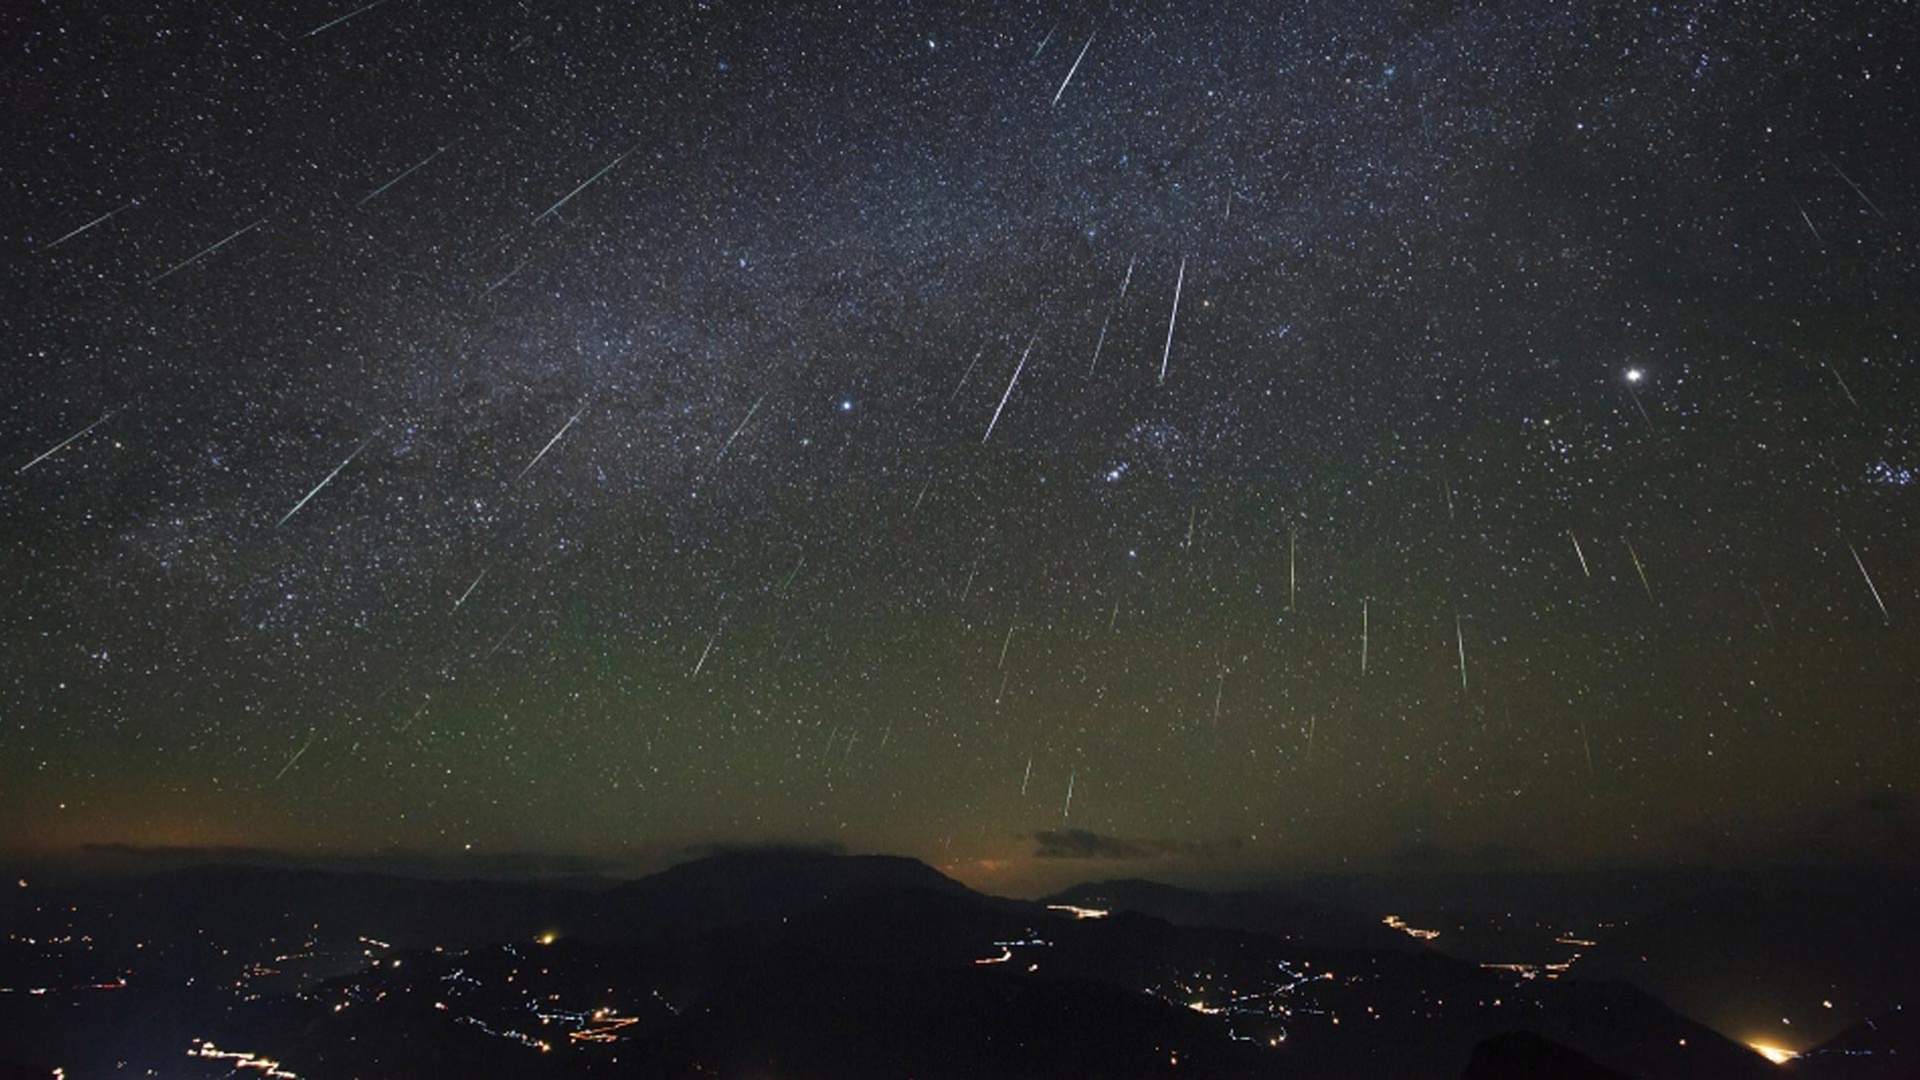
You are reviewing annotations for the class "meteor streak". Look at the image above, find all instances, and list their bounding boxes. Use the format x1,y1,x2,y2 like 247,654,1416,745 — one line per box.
1288,525,1297,611
274,730,317,781
515,399,588,482
40,200,137,252
1824,155,1886,219
1625,382,1653,428
981,332,1037,443
481,256,531,297
710,394,766,467
1033,25,1055,59
1569,531,1590,577
1794,196,1825,244
1159,256,1186,384
1823,360,1861,410
276,432,376,528
948,348,982,401
149,219,266,285
484,616,525,660
1455,616,1468,690
305,0,388,37
17,408,119,474
692,627,720,676
1624,537,1653,600
1360,599,1369,675
399,697,431,734
358,142,456,208
533,147,636,224
454,569,487,609
1848,542,1891,624
1052,31,1096,105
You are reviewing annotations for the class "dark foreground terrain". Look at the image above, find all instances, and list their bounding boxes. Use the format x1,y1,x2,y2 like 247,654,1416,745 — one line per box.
1,853,1914,1078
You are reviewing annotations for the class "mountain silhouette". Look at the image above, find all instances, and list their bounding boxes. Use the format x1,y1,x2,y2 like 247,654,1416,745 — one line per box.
0,850,1799,1078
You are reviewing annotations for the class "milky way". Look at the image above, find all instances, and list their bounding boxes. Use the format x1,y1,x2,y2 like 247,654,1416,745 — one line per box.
3,0,1915,890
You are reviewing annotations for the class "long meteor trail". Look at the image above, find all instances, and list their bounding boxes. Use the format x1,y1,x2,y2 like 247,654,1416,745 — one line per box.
454,569,487,609
1848,542,1891,624
1455,616,1468,690
1823,360,1861,410
358,142,456,207
692,628,720,676
515,400,588,481
534,147,636,224
1624,536,1653,600
1569,530,1590,577
1033,25,1056,59
1288,526,1297,611
1159,256,1185,384
1360,598,1369,675
1794,197,1825,245
17,408,120,474
710,394,766,467
276,433,376,528
149,219,266,285
1824,155,1886,219
40,200,137,252
304,0,389,37
274,730,318,781
982,332,1037,443
948,348,983,401
1052,31,1096,105
481,256,531,298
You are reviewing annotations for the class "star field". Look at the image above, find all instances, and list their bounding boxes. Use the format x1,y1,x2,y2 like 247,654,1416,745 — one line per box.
3,0,1917,890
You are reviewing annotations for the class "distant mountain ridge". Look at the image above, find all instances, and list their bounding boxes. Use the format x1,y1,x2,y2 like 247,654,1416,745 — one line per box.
0,850,1855,1078
1045,876,1416,952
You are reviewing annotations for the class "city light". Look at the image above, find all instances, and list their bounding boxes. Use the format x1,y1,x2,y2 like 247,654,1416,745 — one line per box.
1382,915,1440,941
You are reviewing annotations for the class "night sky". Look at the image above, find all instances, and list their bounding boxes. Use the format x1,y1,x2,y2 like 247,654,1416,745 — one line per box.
4,0,1916,894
